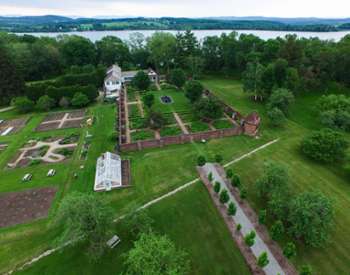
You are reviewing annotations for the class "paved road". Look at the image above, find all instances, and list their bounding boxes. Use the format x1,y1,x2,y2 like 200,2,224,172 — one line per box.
202,163,285,275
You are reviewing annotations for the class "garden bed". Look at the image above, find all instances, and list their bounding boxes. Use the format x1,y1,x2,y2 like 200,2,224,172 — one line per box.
131,129,155,142
188,121,211,133
160,125,183,137
0,187,57,228
213,119,234,129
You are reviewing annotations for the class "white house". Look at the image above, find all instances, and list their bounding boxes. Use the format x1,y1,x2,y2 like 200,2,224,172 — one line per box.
94,152,122,192
104,64,158,100
104,65,123,100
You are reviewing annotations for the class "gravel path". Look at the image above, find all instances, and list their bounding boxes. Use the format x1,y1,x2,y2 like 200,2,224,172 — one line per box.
173,112,189,134
202,163,285,275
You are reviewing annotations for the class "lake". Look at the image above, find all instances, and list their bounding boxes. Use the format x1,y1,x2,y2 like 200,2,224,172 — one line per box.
17,29,350,42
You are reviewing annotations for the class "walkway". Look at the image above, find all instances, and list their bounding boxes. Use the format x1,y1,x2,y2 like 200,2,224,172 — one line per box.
123,88,131,143
135,93,145,118
173,112,189,134
201,163,285,275
0,106,14,113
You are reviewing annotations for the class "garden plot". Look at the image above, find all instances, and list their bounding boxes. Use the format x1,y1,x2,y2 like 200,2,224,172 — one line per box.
36,110,86,132
0,117,29,136
0,187,57,228
7,134,79,168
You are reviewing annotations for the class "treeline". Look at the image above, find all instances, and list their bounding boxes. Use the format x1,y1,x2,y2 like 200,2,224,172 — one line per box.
1,16,349,32
1,30,350,105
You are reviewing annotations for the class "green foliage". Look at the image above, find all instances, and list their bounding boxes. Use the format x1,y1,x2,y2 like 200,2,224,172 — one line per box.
267,107,286,127
197,155,206,166
283,242,297,259
288,191,334,247
267,88,294,115
124,232,190,275
299,265,313,275
142,93,155,109
169,69,186,88
257,252,269,267
194,97,223,121
36,95,55,111
215,154,223,163
270,220,285,241
231,174,241,188
214,181,221,193
184,80,203,103
0,44,24,105
301,128,348,163
239,187,247,199
244,230,256,247
53,192,113,260
219,189,230,204
11,96,34,113
226,169,233,179
236,224,242,231
132,71,151,91
258,209,267,225
208,172,213,182
256,162,290,220
317,94,350,131
227,202,237,216
125,210,154,238
71,92,89,107
146,111,166,130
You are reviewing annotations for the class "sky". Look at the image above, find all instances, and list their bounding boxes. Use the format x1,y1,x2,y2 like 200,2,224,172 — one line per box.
0,0,349,18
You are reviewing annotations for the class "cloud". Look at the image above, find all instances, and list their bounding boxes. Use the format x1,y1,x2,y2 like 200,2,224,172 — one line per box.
0,0,349,18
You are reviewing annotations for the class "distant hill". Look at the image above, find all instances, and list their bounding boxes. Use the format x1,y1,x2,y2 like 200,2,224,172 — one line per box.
0,15,73,25
205,16,350,26
0,15,349,32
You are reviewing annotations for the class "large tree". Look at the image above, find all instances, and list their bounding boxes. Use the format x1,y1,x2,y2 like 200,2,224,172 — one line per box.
301,128,348,163
147,32,176,73
59,35,96,67
267,88,294,115
243,62,266,100
184,80,203,103
288,191,334,247
0,44,24,105
54,192,113,260
194,97,223,121
96,36,131,67
124,232,190,275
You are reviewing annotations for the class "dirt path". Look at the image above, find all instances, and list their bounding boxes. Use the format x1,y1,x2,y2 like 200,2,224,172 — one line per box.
6,139,280,274
154,130,161,140
135,93,145,118
225,113,239,127
173,112,189,134
123,88,131,143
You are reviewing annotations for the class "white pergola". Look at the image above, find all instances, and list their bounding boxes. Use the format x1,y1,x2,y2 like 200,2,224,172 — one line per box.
94,152,122,192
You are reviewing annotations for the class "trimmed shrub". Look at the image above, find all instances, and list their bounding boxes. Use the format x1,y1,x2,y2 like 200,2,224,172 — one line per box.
257,252,269,267
214,181,221,193
283,242,297,259
258,209,267,225
219,190,230,204
244,230,256,247
227,202,237,216
197,156,206,166
215,154,223,163
231,174,241,187
226,169,233,179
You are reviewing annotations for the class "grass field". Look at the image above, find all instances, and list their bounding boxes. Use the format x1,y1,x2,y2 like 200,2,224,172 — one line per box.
16,183,250,275
201,75,350,275
148,89,192,114
1,94,275,274
4,75,349,274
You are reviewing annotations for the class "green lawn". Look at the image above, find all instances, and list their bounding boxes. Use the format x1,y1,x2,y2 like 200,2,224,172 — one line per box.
6,75,349,274
201,75,350,275
148,89,192,114
16,184,250,275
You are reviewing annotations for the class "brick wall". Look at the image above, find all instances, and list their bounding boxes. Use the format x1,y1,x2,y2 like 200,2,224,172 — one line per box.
119,127,242,152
